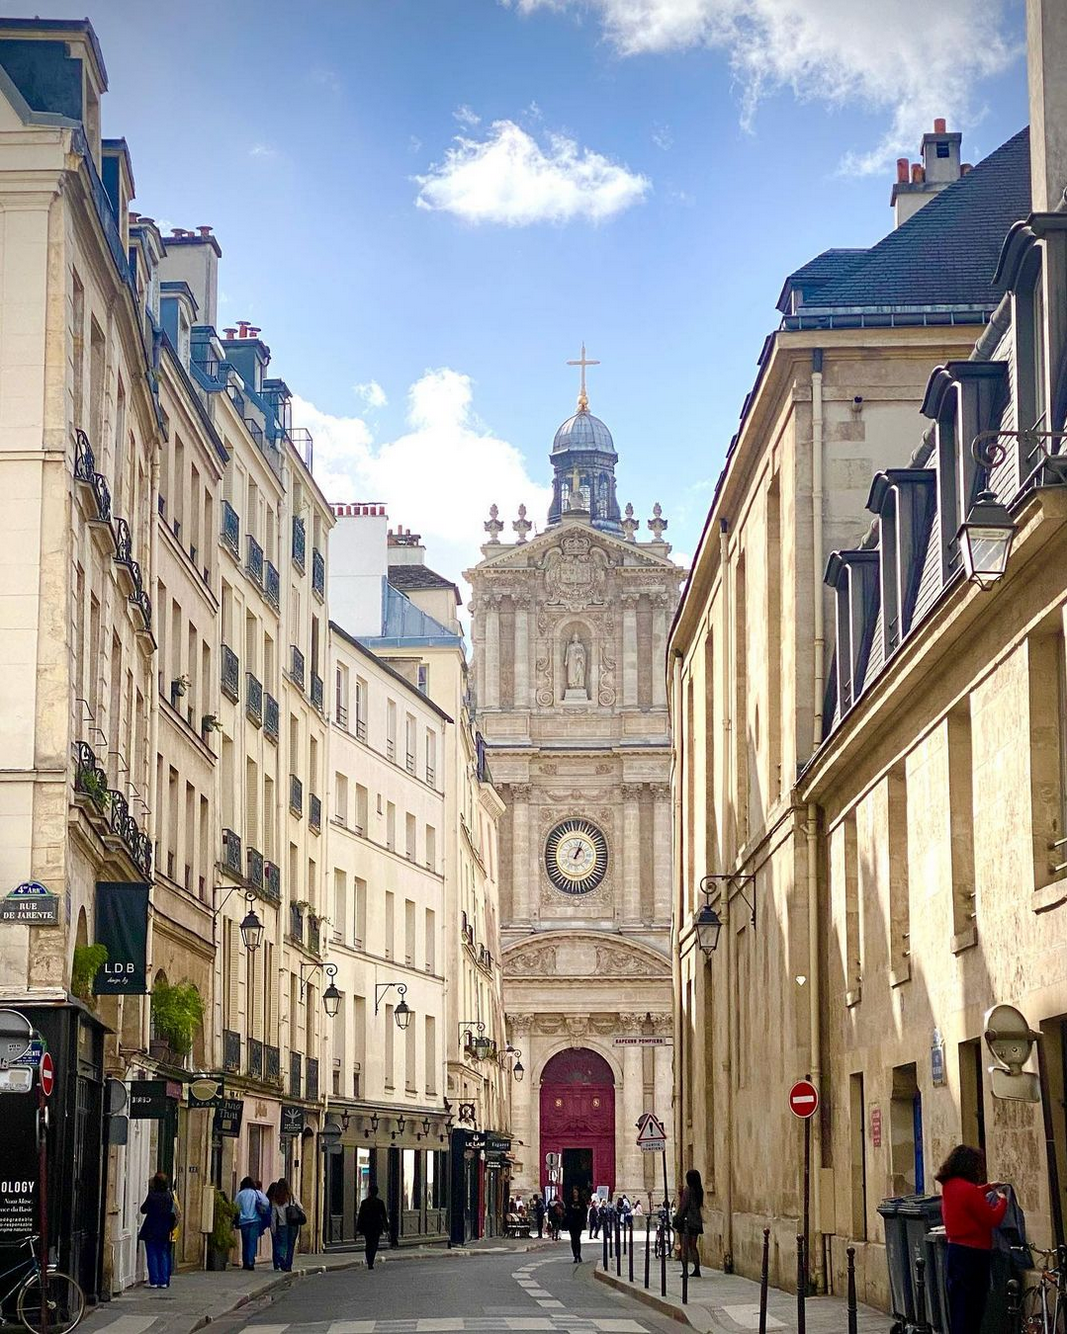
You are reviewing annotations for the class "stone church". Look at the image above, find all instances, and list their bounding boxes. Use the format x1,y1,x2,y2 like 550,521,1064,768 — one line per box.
466,360,683,1203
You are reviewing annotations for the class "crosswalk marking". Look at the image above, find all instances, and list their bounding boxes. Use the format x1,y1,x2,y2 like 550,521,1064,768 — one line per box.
85,1317,647,1334
329,1324,378,1334
534,1302,564,1310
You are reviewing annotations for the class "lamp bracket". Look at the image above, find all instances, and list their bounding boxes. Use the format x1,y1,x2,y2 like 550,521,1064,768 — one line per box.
700,874,756,932
211,885,256,921
374,981,407,1016
298,960,324,998
971,426,1067,472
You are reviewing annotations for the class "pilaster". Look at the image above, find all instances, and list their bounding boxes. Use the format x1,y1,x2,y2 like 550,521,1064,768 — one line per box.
622,593,639,708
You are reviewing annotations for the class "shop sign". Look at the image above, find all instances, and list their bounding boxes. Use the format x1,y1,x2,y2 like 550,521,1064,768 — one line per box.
485,1132,511,1155
0,1086,38,1242
93,882,150,993
870,1105,882,1148
281,1105,305,1137
1,882,59,925
213,1097,244,1138
188,1078,225,1109
129,1080,174,1119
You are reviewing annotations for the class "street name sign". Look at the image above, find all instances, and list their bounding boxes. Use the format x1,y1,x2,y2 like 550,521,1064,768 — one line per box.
1,881,59,925
788,1079,819,1119
613,1036,673,1046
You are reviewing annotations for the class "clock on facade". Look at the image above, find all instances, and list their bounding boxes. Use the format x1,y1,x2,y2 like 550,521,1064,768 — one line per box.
545,818,609,895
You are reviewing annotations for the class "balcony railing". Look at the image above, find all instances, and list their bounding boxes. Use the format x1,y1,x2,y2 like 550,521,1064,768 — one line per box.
312,548,325,599
222,828,242,877
73,743,152,873
290,645,305,690
73,429,113,525
308,914,321,955
386,738,395,762
263,861,281,903
265,561,281,611
246,672,263,726
289,774,303,816
356,717,367,743
292,516,306,571
221,644,240,701
112,516,152,635
406,752,416,775
249,1038,264,1080
289,902,305,944
290,1051,302,1098
266,1043,281,1084
426,765,435,786
264,693,280,742
247,846,264,890
309,793,322,833
336,702,349,729
223,1029,241,1073
311,672,324,713
221,500,240,558
246,534,264,586
306,1057,320,1101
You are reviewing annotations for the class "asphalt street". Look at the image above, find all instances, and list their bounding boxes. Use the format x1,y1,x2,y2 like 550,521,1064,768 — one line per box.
212,1238,679,1334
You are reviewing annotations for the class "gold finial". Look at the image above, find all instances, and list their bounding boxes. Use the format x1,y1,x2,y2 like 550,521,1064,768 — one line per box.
567,342,600,412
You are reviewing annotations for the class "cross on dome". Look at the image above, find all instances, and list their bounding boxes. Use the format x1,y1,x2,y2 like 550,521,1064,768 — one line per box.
566,342,600,412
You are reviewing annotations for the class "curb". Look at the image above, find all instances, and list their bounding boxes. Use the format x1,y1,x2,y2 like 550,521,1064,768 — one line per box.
594,1267,693,1328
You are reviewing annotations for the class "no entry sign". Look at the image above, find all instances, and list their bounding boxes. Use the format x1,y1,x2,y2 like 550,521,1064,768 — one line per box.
39,1052,54,1098
788,1079,819,1119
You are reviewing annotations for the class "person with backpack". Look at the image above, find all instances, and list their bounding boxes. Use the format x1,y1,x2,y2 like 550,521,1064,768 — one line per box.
269,1178,306,1272
138,1172,178,1289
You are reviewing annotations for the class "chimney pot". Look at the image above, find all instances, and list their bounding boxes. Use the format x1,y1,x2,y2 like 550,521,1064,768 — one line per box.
961,163,973,175
224,327,238,339
197,225,213,237
237,321,251,338
911,163,925,184
896,157,909,183
933,117,947,133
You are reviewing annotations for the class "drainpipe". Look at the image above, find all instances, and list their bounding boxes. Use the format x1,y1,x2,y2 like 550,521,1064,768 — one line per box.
671,647,684,1208
719,517,735,1272
811,350,825,743
808,350,825,1289
806,799,824,1288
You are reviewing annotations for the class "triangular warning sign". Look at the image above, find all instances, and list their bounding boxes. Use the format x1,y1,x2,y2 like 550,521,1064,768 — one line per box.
636,1114,666,1145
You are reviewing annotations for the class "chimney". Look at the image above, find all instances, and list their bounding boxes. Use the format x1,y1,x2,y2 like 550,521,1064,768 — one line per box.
157,223,222,327
327,503,391,638
1027,0,1067,211
891,118,963,227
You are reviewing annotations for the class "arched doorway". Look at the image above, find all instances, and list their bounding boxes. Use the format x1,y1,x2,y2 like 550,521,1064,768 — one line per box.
539,1048,615,1201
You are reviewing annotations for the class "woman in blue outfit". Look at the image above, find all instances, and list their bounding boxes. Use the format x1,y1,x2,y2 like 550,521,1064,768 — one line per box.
138,1173,177,1289
234,1176,270,1270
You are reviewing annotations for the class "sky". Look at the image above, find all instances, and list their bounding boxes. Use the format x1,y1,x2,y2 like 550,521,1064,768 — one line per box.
38,0,1030,586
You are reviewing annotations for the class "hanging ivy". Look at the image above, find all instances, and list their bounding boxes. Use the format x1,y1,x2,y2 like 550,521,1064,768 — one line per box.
151,979,205,1057
71,943,108,1002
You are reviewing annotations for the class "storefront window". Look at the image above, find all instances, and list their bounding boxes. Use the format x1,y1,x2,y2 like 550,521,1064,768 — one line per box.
425,1151,435,1210
403,1149,417,1211
357,1148,371,1203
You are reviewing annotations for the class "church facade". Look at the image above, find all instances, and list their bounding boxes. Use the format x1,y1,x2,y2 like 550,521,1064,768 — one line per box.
466,368,683,1204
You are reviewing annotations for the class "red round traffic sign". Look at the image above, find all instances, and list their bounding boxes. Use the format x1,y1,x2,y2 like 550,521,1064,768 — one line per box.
39,1051,54,1098
788,1079,819,1119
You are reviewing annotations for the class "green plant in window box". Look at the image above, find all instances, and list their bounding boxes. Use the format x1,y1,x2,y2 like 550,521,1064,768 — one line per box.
71,943,109,1003
150,979,205,1057
77,767,110,806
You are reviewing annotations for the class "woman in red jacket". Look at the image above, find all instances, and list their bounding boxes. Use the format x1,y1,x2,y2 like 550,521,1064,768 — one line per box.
935,1145,1008,1332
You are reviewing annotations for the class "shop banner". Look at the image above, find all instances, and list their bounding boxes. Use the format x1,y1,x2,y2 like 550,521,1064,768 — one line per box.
281,1104,305,1136
0,1096,38,1243
130,1080,172,1119
213,1097,244,1138
93,882,149,994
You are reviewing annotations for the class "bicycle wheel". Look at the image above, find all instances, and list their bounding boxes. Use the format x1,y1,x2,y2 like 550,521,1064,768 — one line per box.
17,1270,84,1334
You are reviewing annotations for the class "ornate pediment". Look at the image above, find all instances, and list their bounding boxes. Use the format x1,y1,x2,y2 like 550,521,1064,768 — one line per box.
467,516,681,579
503,931,672,979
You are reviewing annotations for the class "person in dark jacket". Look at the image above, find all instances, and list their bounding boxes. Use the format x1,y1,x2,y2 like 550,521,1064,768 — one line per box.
936,1145,1008,1333
532,1193,546,1238
564,1188,587,1263
138,1172,178,1289
678,1169,704,1279
356,1184,390,1270
588,1198,600,1237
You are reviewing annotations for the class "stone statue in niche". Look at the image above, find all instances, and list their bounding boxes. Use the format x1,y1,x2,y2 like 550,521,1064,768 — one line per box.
565,632,587,690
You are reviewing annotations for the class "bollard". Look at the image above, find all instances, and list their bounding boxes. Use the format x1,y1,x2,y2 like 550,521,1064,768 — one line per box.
616,1215,622,1277
628,1220,634,1282
644,1217,650,1289
796,1234,806,1334
681,1248,688,1306
913,1256,932,1334
1006,1277,1021,1334
846,1245,857,1334
758,1227,770,1334
602,1224,609,1271
660,1222,667,1297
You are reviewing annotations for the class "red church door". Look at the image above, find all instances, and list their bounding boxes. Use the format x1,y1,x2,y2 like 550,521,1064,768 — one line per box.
539,1048,615,1199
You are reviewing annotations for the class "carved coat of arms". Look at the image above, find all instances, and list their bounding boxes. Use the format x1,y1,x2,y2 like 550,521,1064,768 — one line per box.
543,533,609,608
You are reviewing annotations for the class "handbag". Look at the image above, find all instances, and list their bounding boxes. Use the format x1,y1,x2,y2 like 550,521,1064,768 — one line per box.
286,1202,307,1228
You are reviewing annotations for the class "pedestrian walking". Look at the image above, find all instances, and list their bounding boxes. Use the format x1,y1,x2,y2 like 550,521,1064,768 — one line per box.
234,1176,270,1270
550,1196,564,1241
533,1193,546,1238
936,1145,1008,1333
565,1188,587,1263
138,1172,178,1289
356,1184,390,1270
676,1169,704,1279
270,1178,306,1272
588,1198,599,1237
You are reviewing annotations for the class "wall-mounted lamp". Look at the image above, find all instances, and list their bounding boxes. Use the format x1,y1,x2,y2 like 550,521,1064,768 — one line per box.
504,1044,524,1081
211,887,264,952
298,960,340,1017
364,1111,380,1139
375,982,412,1030
693,874,756,959
460,1020,491,1061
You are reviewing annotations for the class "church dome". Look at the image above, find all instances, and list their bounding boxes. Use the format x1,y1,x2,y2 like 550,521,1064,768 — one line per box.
552,407,614,454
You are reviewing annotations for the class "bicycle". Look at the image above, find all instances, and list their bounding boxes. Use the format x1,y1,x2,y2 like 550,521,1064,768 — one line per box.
1023,1244,1067,1334
0,1234,84,1334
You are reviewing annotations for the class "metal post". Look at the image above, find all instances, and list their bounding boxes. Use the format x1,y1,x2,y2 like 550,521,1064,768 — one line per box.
660,1220,667,1297
846,1245,858,1334
37,1064,48,1334
758,1227,770,1334
615,1213,621,1276
796,1234,806,1334
1006,1277,1021,1334
802,1115,811,1294
681,1247,688,1306
603,1223,609,1271
628,1220,634,1282
914,1256,932,1334
644,1217,650,1289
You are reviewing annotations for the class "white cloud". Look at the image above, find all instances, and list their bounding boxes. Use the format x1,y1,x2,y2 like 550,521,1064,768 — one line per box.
293,369,551,595
453,104,482,128
651,121,673,151
415,119,650,224
354,380,388,410
507,0,1021,172
249,143,279,159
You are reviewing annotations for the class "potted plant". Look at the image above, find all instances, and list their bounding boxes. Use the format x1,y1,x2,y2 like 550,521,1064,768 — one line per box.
76,767,110,807
206,1189,237,1271
150,979,205,1063
71,943,108,1004
201,713,221,734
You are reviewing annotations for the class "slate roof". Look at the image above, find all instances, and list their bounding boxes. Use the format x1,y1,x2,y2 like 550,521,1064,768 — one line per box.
806,127,1031,311
387,563,460,602
775,249,869,314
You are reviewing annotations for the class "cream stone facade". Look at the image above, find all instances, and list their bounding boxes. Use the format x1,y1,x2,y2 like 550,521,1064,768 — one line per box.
467,389,683,1204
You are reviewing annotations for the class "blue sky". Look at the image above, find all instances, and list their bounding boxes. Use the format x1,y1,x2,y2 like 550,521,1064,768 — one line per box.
52,0,1028,581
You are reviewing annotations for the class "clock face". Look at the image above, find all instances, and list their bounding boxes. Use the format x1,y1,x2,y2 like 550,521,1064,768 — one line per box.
545,818,608,895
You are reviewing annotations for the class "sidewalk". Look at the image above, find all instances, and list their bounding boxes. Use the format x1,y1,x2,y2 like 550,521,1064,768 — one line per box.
80,1236,558,1334
594,1253,890,1333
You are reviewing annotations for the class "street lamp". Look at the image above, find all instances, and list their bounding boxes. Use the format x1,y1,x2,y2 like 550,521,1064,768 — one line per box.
693,902,724,958
958,489,1016,590
322,964,341,1019
693,874,755,959
460,1021,490,1060
239,894,264,952
375,982,412,1031
504,1044,524,1081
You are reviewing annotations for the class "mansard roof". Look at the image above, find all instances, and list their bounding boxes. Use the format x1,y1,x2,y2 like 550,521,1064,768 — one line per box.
387,562,461,603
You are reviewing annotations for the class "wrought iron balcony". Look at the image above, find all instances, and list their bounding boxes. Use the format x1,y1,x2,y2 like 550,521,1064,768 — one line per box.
309,793,322,833
290,645,305,690
426,764,435,786
221,644,240,701
306,1057,320,1101
246,672,263,726
74,740,109,810
356,717,367,743
292,515,306,571
263,861,281,904
73,742,151,873
311,672,324,713
308,914,322,955
264,693,280,743
249,1038,264,1080
312,548,325,600
289,901,305,943
336,702,348,729
223,1029,241,1073
222,828,242,876
289,773,303,816
406,751,416,775
290,1051,302,1098
386,738,395,762
244,418,264,448
73,429,113,524
265,1044,281,1083
246,534,264,586
221,500,240,558
247,846,264,889
265,561,281,611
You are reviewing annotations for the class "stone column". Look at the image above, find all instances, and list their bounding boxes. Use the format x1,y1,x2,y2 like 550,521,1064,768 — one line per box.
621,785,643,924
508,1015,535,1193
652,786,672,922
621,594,639,709
651,594,669,709
509,784,532,925
621,1039,645,1195
514,596,530,709
483,594,501,709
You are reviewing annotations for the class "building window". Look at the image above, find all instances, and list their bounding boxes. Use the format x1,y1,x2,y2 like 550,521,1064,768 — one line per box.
1029,627,1067,889
334,772,348,825
385,891,395,960
353,878,367,949
849,1072,868,1241
1016,250,1048,480
958,1038,987,1158
840,811,861,1006
936,386,962,582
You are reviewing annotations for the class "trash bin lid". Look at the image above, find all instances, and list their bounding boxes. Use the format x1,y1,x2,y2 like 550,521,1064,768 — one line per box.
877,1197,907,1216
898,1194,943,1220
